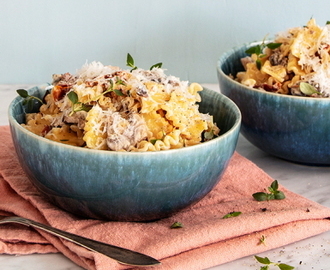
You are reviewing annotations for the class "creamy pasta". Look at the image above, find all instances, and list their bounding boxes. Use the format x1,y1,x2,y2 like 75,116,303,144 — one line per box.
236,19,330,97
22,61,219,151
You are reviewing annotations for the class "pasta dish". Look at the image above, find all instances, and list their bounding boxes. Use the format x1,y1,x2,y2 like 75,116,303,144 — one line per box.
236,19,330,97
21,60,219,151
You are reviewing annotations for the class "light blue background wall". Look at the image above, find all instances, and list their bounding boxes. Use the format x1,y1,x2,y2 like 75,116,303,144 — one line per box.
1,0,329,84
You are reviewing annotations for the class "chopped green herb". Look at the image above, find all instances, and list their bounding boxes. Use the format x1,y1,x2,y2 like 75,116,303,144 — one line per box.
253,180,286,201
17,89,44,111
67,91,78,104
299,82,321,96
170,221,184,229
222,211,242,219
150,62,163,70
266,42,282,50
126,53,163,72
126,53,138,71
258,235,267,245
91,78,126,101
67,91,92,115
255,255,295,270
245,39,282,70
150,139,160,145
113,89,125,96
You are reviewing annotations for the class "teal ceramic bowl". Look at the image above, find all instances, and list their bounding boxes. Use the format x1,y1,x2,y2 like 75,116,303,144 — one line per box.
8,85,241,221
217,42,330,165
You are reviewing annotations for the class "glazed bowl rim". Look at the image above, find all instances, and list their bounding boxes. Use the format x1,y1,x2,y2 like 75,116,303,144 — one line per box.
8,85,242,157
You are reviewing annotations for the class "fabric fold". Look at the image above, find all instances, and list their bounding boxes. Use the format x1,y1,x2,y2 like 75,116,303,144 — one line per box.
0,125,330,270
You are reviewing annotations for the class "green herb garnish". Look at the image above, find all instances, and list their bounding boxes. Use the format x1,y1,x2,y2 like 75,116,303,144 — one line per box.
16,89,44,111
150,131,166,145
126,53,162,71
222,211,242,219
150,62,163,70
203,127,219,141
299,82,321,96
67,91,92,115
253,180,286,201
126,53,138,71
258,235,267,246
255,255,295,270
170,221,184,229
245,39,282,70
150,139,160,145
101,78,126,97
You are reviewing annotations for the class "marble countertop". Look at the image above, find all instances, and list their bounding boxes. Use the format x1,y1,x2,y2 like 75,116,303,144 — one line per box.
1,84,330,270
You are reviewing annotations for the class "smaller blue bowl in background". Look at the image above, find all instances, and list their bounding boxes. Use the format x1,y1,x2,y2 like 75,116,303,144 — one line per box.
217,42,330,165
8,85,241,221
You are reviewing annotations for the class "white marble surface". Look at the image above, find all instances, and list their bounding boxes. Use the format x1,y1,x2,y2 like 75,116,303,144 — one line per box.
1,84,330,270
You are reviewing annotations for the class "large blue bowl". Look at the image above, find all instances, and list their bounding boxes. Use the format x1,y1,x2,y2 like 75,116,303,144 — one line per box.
8,85,241,221
217,42,330,165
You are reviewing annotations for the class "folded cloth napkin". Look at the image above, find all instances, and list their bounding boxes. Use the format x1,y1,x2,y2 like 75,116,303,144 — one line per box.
1,125,330,270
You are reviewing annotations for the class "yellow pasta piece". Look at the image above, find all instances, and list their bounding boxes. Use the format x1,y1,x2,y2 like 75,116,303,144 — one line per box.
161,91,207,144
23,113,52,136
261,60,287,83
241,62,269,85
140,82,170,114
74,83,104,103
187,82,203,102
291,19,321,59
141,110,173,140
287,53,305,76
288,75,301,88
45,125,85,146
39,93,60,115
83,105,108,150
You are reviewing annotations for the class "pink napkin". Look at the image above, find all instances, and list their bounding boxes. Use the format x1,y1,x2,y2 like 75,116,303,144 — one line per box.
0,125,330,270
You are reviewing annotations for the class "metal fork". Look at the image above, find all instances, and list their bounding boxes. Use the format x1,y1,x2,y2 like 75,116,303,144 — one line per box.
0,215,160,267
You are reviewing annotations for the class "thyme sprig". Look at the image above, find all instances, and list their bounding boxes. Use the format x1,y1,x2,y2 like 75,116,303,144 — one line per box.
253,180,286,201
16,89,44,111
102,77,126,97
126,53,162,72
245,39,282,70
255,255,295,270
67,91,92,115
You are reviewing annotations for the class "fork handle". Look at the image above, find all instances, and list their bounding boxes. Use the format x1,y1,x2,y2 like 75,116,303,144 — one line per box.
8,216,160,266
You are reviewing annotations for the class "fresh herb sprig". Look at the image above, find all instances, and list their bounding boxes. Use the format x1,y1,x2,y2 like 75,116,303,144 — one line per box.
102,77,126,97
253,180,286,201
245,40,282,70
222,211,242,219
16,89,44,111
299,82,322,96
258,235,267,246
255,255,295,270
67,91,92,115
170,221,184,229
126,53,162,72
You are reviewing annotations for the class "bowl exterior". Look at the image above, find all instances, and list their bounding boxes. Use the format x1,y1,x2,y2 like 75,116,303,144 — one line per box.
8,85,241,221
217,44,330,165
